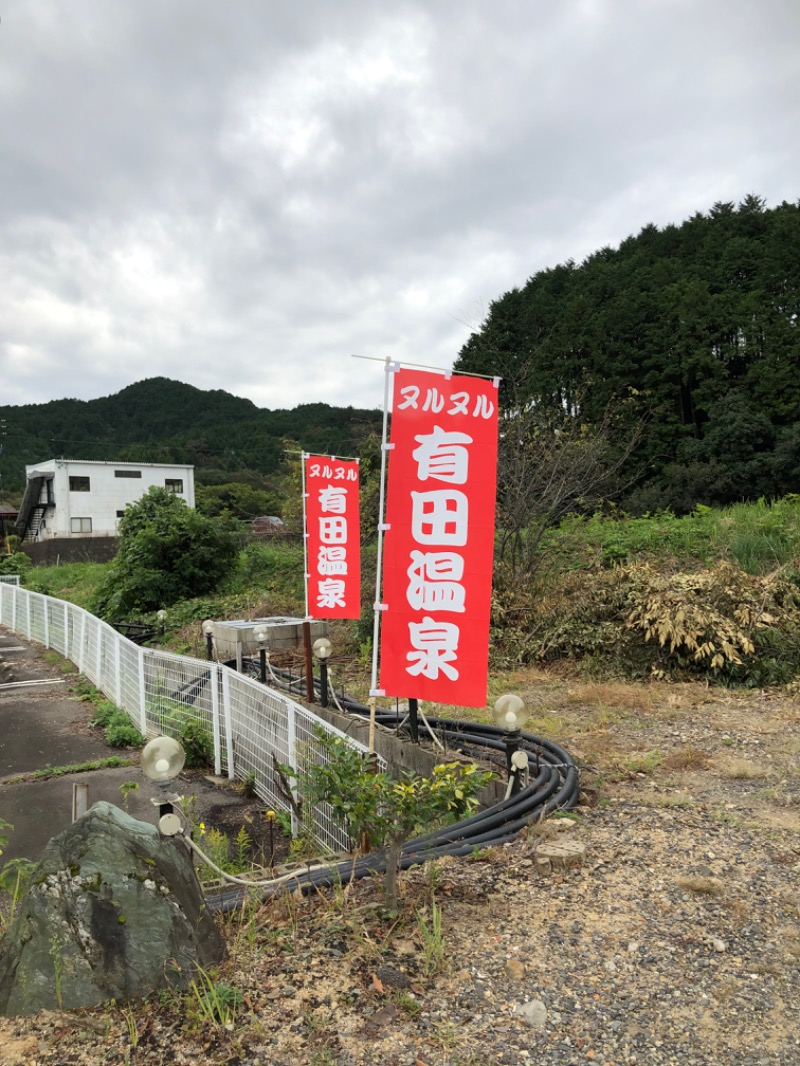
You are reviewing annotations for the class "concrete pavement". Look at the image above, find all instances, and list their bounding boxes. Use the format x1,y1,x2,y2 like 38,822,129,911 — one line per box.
0,627,248,867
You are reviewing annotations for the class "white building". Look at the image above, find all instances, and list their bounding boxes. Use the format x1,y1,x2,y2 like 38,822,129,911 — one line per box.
16,459,195,541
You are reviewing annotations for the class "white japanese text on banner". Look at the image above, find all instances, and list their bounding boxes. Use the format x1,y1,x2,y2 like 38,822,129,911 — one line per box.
378,369,498,707
305,455,361,619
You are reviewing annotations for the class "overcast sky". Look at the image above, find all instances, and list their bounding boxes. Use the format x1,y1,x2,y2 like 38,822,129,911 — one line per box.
1,1,798,413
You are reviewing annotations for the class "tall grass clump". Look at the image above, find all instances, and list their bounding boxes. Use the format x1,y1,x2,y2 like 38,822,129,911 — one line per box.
229,540,304,606
539,495,800,575
21,561,109,607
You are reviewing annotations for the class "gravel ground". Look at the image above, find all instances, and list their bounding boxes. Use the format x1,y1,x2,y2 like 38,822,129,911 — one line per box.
1,681,799,1065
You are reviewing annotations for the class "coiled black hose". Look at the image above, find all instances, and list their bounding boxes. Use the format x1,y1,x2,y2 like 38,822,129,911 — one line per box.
207,661,580,913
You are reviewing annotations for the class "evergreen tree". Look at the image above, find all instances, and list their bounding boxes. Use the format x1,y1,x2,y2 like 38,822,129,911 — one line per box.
455,197,800,511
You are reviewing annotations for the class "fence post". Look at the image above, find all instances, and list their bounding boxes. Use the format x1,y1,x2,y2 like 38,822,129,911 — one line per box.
26,593,32,639
221,668,235,780
114,634,122,709
63,601,69,658
78,612,86,675
44,598,50,649
210,664,222,777
137,646,148,736
287,700,299,836
12,586,17,633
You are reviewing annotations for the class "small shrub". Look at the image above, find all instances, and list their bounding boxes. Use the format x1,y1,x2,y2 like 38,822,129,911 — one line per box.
74,677,104,703
149,697,215,768
89,700,120,727
0,818,13,856
196,826,253,879
625,750,662,775
416,899,446,976
0,553,32,577
179,719,214,768
119,781,139,811
189,965,241,1029
0,858,37,922
104,718,146,749
88,698,145,749
282,729,494,912
240,771,257,799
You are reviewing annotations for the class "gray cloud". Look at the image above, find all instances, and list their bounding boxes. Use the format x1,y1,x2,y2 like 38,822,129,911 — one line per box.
1,0,798,412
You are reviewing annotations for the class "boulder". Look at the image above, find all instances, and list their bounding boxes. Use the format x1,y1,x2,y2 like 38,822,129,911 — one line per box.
0,801,224,1016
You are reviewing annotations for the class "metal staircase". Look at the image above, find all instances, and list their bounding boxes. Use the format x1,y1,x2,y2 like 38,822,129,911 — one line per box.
15,476,46,542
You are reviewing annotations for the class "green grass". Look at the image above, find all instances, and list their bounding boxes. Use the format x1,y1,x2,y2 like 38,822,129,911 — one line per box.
542,495,800,575
29,756,134,780
22,561,109,608
15,498,800,686
18,541,306,635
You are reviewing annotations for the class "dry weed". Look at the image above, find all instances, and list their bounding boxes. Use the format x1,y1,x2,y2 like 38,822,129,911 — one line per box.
716,756,766,780
565,681,654,714
640,790,695,809
674,875,725,897
712,978,739,1002
663,747,712,771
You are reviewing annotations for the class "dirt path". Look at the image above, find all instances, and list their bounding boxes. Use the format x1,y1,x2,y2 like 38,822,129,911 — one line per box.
1,675,799,1065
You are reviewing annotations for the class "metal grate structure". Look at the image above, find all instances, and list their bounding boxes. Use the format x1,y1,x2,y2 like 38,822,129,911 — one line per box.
0,581,383,853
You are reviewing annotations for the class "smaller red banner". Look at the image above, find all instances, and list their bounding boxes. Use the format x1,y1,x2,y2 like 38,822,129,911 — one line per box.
304,456,361,620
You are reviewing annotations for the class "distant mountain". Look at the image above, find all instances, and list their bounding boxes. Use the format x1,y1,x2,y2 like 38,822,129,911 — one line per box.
0,377,382,495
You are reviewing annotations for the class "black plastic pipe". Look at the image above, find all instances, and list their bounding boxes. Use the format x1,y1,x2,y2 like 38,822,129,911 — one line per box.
208,659,581,913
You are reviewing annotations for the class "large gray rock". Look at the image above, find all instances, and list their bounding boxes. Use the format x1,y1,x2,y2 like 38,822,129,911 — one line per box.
0,801,224,1016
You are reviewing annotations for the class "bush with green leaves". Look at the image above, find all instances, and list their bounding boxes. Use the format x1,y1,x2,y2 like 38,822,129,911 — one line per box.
283,730,494,913
0,818,12,859
88,698,146,749
92,487,242,619
0,552,32,577
148,696,214,768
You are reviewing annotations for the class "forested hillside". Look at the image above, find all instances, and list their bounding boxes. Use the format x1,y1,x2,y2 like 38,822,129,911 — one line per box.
455,195,800,512
0,378,382,511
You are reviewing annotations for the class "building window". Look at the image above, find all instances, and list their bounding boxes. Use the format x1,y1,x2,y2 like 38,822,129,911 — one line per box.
116,510,125,519
70,517,92,533
114,469,142,479
69,476,91,492
165,479,184,493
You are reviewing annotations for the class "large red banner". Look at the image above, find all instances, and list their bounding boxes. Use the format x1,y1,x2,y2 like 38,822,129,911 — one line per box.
378,368,499,707
304,455,361,620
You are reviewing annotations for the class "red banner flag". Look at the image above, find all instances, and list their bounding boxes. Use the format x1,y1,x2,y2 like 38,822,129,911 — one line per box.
304,455,361,620
378,369,499,707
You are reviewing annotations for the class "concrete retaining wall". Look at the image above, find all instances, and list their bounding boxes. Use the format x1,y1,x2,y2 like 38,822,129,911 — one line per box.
21,536,119,566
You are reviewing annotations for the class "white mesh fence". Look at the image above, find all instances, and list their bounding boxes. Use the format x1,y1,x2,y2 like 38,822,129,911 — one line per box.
0,581,382,854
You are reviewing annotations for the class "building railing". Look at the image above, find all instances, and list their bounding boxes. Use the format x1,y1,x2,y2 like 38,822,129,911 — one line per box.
0,581,382,853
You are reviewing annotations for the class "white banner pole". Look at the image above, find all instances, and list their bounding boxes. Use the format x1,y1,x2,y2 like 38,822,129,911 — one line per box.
370,358,394,699
301,452,310,620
